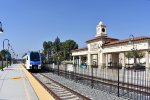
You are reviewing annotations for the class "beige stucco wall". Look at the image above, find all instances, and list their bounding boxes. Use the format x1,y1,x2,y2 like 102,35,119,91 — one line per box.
103,40,149,53
72,39,150,67
72,50,88,56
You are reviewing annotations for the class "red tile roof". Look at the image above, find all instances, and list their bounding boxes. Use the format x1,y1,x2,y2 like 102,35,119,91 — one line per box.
71,47,88,52
104,36,150,46
86,36,119,43
72,36,150,52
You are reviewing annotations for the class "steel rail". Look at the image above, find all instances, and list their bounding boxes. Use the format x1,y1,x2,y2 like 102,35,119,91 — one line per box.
57,69,150,96
30,72,62,100
31,71,91,100
39,73,91,100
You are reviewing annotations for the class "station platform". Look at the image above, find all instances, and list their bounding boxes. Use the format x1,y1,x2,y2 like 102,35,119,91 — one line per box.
0,64,54,100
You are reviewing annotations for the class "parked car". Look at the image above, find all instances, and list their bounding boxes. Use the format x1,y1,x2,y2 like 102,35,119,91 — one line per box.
125,64,145,71
133,65,145,71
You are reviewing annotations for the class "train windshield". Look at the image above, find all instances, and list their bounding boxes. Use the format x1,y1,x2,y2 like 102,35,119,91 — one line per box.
30,52,40,61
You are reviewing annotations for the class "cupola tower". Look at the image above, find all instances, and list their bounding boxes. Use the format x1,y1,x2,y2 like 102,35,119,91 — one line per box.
96,21,107,37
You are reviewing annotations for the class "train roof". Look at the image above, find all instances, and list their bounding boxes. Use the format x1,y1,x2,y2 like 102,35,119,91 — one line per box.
22,51,40,58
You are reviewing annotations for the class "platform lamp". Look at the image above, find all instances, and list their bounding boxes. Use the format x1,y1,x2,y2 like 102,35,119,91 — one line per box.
0,21,4,33
2,39,10,70
1,22,4,71
129,34,137,66
13,51,15,64
7,43,10,67
10,45,13,66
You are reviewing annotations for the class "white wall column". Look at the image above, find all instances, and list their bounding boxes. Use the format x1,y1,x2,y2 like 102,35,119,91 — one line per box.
99,52,106,67
119,52,125,67
73,56,75,65
87,54,91,65
98,52,101,66
146,51,149,68
122,52,125,67
79,56,81,66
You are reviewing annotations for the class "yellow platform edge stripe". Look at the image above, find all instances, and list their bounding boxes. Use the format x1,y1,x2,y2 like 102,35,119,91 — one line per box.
21,65,55,100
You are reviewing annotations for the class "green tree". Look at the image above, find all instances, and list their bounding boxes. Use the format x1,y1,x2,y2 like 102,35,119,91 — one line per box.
42,37,79,63
53,51,64,75
43,41,53,62
41,52,46,65
81,56,87,63
0,50,11,63
43,41,48,57
61,39,78,60
134,51,145,64
53,51,64,64
61,42,66,59
125,51,145,66
1,50,9,58
47,41,53,61
53,37,61,53
125,51,133,66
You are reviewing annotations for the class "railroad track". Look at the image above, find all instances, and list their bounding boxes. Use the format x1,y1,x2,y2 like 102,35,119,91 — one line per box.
57,69,150,96
31,72,90,100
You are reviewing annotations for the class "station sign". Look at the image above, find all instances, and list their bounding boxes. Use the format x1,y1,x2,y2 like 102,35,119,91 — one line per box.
80,63,87,69
5,53,11,59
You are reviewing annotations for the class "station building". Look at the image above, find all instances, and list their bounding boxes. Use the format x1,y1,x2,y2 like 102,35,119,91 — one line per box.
72,21,150,68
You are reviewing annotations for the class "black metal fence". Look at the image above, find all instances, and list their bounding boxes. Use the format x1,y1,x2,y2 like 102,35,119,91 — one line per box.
43,63,150,100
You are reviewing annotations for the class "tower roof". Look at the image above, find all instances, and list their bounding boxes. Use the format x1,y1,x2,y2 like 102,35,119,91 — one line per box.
99,21,103,25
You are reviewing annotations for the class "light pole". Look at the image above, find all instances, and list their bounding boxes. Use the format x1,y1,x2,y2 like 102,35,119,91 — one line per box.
16,54,18,59
13,51,15,64
0,21,4,70
7,43,10,67
0,21,4,33
15,54,18,64
2,39,10,70
10,45,13,66
129,34,136,66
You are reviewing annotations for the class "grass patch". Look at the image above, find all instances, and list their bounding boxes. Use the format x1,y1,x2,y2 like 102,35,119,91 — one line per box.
0,65,6,69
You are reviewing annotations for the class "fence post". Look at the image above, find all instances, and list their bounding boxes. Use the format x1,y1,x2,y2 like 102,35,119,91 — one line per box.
65,64,67,78
75,64,77,82
58,63,59,76
91,65,93,88
118,64,120,97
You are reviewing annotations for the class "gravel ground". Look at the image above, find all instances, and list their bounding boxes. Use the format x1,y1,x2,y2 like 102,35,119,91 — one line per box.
38,72,127,100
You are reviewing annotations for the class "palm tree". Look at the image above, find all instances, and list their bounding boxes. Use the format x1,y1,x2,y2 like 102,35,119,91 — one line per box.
0,50,10,60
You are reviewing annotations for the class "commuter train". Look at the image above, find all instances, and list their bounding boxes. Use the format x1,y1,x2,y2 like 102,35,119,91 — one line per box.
23,51,41,70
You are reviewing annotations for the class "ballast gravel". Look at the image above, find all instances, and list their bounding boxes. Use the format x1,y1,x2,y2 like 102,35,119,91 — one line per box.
35,72,127,100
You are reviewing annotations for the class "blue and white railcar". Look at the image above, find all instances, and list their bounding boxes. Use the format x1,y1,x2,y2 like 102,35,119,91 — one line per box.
23,51,41,70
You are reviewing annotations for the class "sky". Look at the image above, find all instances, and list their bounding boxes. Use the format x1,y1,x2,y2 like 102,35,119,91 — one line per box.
0,0,150,58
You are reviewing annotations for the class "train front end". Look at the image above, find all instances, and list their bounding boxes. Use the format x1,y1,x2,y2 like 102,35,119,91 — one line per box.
30,52,41,70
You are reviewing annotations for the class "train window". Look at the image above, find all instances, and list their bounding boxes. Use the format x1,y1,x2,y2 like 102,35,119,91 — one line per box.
27,56,28,60
30,52,40,61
